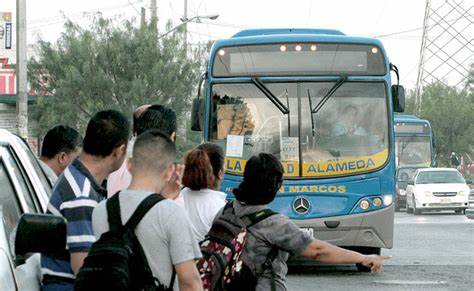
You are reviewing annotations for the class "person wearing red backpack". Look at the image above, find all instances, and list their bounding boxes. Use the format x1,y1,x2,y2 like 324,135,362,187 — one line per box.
199,153,390,291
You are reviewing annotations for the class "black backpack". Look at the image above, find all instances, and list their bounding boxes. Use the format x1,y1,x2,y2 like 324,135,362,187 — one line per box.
197,202,279,291
75,193,175,291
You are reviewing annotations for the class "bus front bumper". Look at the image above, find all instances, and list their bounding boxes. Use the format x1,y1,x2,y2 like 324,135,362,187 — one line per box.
292,204,394,249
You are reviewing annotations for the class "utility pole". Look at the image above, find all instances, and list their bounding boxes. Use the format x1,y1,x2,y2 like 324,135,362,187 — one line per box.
150,0,157,29
16,0,28,139
140,7,146,28
183,0,188,51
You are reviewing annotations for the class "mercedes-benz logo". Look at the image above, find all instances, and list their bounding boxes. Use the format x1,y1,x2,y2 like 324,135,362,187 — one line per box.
293,197,310,214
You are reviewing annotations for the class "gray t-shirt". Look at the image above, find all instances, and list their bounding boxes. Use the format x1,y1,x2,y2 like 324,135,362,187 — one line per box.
229,201,314,291
92,190,202,289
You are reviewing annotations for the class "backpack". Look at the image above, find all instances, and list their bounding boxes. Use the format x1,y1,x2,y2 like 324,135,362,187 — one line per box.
75,193,175,291
197,202,278,291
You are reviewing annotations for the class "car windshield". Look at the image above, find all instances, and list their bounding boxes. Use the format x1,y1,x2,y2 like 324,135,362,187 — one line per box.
416,171,465,184
395,136,432,167
210,81,389,178
397,168,418,182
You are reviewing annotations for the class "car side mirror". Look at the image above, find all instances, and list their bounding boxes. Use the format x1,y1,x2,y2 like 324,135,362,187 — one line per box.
392,85,405,112
191,98,205,131
14,214,66,264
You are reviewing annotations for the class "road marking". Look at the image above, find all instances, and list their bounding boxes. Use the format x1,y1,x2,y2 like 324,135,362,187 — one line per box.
373,280,447,285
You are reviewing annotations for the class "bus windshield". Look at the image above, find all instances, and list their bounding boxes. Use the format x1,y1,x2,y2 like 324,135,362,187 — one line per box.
211,81,389,178
395,136,432,167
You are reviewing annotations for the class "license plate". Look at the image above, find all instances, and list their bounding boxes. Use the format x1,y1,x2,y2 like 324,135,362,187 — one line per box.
301,228,314,237
440,198,451,203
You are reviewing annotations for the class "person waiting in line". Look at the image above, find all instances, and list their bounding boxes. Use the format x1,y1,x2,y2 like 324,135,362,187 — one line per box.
215,153,389,291
180,143,227,241
107,104,183,202
41,110,131,291
39,125,83,184
107,104,151,196
93,130,203,291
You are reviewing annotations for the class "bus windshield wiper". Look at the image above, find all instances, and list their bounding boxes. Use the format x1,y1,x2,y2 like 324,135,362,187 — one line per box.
312,75,348,114
251,77,289,115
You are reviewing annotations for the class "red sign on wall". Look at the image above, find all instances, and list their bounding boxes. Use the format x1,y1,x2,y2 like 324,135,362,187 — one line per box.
0,68,15,94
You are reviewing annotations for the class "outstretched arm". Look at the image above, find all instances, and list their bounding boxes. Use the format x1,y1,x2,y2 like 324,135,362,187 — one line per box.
301,239,390,272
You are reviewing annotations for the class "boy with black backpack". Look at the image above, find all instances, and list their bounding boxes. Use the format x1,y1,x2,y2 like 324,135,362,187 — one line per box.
198,153,390,291
80,130,202,291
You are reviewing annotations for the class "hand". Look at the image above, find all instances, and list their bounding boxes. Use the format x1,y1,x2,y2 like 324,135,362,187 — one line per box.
162,164,185,199
360,255,391,273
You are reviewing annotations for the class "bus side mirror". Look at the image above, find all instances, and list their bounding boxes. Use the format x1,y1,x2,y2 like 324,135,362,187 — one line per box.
191,98,205,131
14,214,66,265
392,85,405,112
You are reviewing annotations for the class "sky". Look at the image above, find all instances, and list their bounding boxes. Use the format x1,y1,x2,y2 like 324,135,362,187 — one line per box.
1,0,431,89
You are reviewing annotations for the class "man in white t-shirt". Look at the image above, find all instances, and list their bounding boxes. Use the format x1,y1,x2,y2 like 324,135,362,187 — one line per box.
93,130,202,291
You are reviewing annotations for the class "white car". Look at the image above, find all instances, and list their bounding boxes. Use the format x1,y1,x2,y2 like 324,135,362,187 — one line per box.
405,168,470,215
0,129,54,290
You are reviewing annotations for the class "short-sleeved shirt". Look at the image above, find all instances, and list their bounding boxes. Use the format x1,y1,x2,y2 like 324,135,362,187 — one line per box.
92,190,202,288
41,159,107,287
224,201,314,291
181,187,227,241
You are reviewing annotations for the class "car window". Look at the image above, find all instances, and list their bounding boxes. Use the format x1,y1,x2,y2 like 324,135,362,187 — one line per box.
0,161,23,241
2,149,37,213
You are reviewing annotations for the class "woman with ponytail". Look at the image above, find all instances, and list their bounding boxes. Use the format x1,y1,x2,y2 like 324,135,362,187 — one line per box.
180,143,227,241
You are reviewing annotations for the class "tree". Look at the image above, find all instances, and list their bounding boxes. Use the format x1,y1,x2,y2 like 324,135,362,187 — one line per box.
29,17,205,155
405,79,474,166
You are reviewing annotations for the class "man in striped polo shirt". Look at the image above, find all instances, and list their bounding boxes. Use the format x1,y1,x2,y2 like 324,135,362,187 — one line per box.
41,110,131,291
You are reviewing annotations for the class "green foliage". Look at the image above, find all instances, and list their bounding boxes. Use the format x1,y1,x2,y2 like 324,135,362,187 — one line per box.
405,79,473,166
29,17,205,157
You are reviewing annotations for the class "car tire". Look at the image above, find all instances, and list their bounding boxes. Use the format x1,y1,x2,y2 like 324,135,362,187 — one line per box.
406,199,413,214
413,199,421,215
455,209,465,215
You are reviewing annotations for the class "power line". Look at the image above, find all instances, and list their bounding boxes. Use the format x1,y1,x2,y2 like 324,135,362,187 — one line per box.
374,12,474,38
28,1,144,30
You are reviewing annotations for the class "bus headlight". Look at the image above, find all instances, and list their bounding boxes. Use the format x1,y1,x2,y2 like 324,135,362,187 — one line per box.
373,197,383,207
382,195,393,206
360,200,370,210
423,191,431,196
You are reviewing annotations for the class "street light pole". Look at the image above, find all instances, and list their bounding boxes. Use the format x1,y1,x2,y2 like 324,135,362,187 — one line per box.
157,14,219,40
184,0,188,51
16,0,28,139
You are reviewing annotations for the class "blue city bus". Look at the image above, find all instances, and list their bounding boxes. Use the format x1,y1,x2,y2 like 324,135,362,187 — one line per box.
394,114,435,168
191,28,405,265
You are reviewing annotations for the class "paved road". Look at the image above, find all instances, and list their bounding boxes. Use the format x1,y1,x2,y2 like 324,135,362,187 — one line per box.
287,211,474,290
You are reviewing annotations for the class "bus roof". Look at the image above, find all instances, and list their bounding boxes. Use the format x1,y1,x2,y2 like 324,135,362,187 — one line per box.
394,114,430,124
212,29,386,52
232,28,345,38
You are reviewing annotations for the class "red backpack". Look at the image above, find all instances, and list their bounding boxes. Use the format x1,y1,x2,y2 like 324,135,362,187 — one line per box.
196,202,278,291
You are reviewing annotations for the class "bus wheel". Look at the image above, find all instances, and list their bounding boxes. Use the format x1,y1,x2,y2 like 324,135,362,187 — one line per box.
353,247,381,272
